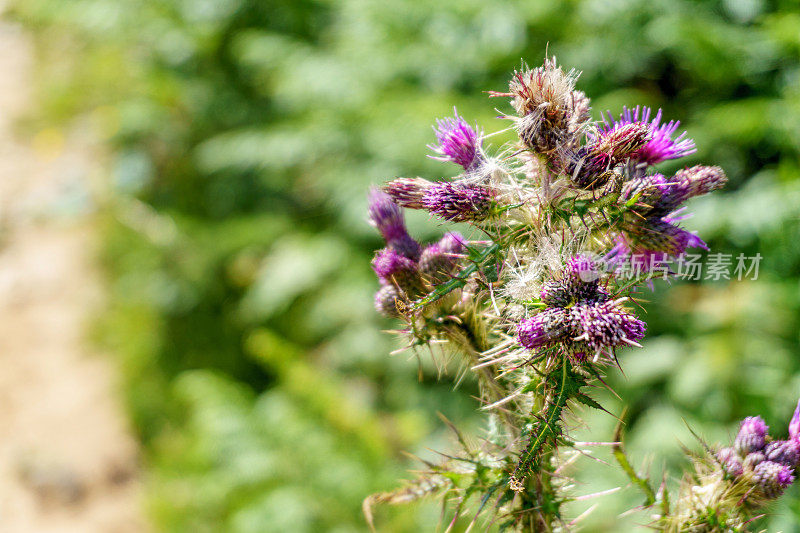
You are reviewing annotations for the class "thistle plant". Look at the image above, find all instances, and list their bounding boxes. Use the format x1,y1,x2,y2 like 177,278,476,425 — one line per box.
363,57,791,531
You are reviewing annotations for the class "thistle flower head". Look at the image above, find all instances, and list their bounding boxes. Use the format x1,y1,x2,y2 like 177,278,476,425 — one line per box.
790,399,800,441
743,451,767,472
717,447,744,477
422,181,496,222
608,214,707,274
570,299,646,353
383,177,432,209
600,106,696,165
752,461,795,499
735,416,769,455
428,109,484,170
371,247,419,289
437,232,466,255
493,57,590,152
419,232,465,282
622,166,728,218
589,122,652,162
517,307,571,350
566,254,601,282
517,297,644,361
671,165,728,200
765,439,800,467
374,284,403,318
368,187,421,259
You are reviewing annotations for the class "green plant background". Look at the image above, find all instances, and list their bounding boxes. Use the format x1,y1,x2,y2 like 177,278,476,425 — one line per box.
10,0,800,530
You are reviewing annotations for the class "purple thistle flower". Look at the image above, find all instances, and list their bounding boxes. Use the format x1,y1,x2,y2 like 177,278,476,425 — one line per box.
428,109,484,171
570,299,646,354
540,280,572,307
368,187,421,259
765,440,800,467
517,308,571,350
717,447,744,477
374,284,403,318
566,254,601,282
752,461,795,499
600,106,696,165
735,416,769,455
422,181,496,222
789,399,800,441
371,247,419,290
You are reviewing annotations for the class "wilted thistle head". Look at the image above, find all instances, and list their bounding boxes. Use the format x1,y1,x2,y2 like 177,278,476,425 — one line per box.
600,106,697,165
493,57,590,152
428,109,484,171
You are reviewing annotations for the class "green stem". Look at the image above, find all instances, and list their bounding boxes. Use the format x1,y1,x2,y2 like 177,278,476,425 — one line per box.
612,409,656,507
511,359,569,485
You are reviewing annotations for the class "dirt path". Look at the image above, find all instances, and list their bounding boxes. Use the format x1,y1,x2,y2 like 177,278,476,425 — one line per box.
0,20,145,533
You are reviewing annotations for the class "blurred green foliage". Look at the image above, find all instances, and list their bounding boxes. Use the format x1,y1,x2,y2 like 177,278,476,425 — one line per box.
10,0,800,530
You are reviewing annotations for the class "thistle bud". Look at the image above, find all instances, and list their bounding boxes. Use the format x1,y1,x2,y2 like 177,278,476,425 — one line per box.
670,165,728,204
367,188,421,259
561,146,612,189
418,232,465,283
743,451,767,472
765,439,800,467
422,181,496,222
428,109,484,170
735,417,768,455
717,447,744,477
374,284,403,318
371,248,419,290
383,178,432,209
752,461,795,499
790,399,800,441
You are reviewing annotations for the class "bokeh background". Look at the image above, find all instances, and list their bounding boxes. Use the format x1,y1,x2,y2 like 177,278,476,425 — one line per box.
2,0,800,531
